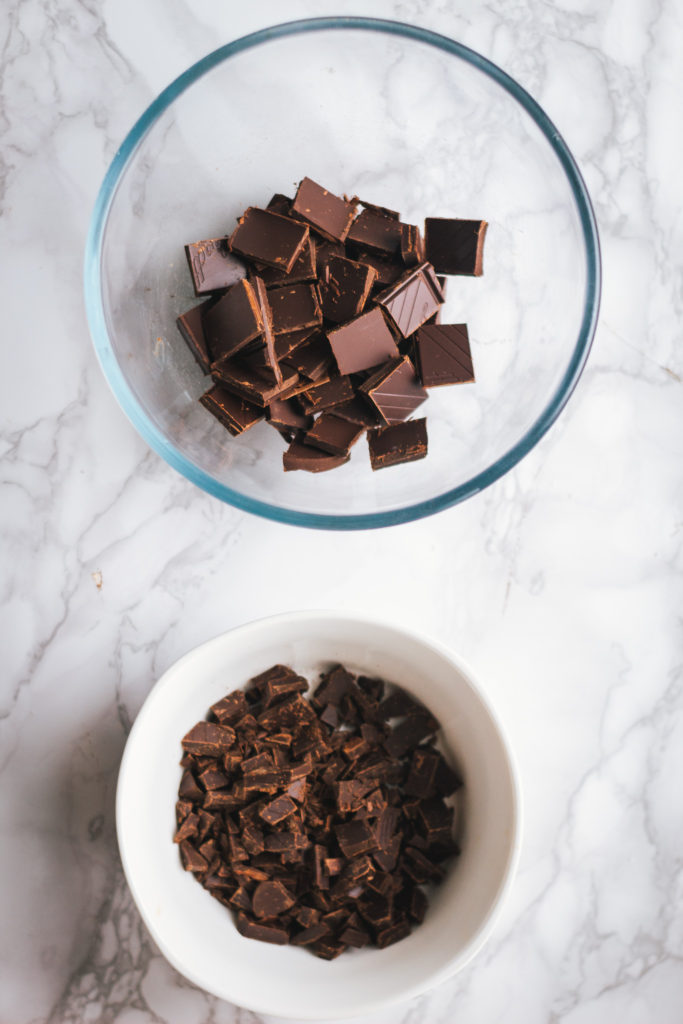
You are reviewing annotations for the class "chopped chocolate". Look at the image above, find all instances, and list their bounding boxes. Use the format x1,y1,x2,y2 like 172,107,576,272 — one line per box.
229,207,309,272
283,442,350,473
199,384,264,437
327,308,399,375
400,223,425,267
346,207,402,256
414,324,475,387
176,299,214,373
252,880,295,918
203,279,264,361
236,912,289,945
297,375,354,414
255,238,317,288
360,356,427,425
374,262,443,339
318,254,377,324
184,237,246,295
424,217,488,276
333,396,381,428
176,667,460,958
304,413,365,457
291,177,357,243
266,193,292,216
267,282,322,334
282,334,333,381
355,249,404,287
211,358,299,407
181,721,236,756
368,418,428,470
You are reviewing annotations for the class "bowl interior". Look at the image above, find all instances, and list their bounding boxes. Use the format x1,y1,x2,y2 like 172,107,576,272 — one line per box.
116,614,519,1019
95,22,593,523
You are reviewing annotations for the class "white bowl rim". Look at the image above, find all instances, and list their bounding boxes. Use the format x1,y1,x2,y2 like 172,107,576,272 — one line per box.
116,610,523,1018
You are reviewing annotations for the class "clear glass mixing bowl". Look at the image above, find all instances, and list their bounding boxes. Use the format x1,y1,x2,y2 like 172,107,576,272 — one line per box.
85,17,600,529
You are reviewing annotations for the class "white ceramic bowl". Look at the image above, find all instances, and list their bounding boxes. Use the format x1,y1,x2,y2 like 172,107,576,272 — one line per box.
116,612,521,1019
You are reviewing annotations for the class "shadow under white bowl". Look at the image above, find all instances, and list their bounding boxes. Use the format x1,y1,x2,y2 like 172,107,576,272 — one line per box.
116,612,521,1019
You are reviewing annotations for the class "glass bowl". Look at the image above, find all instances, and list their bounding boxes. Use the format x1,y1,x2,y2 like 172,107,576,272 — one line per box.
85,17,600,530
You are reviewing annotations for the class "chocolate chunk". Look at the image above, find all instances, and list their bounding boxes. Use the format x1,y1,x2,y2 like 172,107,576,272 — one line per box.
346,207,402,256
199,384,264,436
400,223,425,267
252,879,295,918
184,237,246,295
424,217,488,276
360,356,427,425
297,375,355,415
267,283,322,334
282,334,333,381
415,324,474,387
179,841,208,873
283,442,350,473
368,418,428,470
340,925,370,947
203,279,264,361
318,254,377,323
327,308,399,375
230,207,309,272
176,299,214,373
354,249,404,287
291,922,331,946
250,277,281,384
374,263,443,339
333,396,381,428
384,712,436,758
181,721,236,756
376,919,411,949
236,912,289,945
291,177,357,243
404,747,440,797
210,690,248,724
304,414,365,456
335,820,376,858
254,238,317,288
173,812,198,843
266,193,292,216
212,358,299,407
259,794,298,825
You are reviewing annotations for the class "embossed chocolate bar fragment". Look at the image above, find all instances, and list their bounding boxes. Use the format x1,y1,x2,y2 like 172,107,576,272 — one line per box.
318,255,377,323
200,384,264,436
267,282,322,334
424,218,488,276
176,299,214,373
374,263,444,339
283,442,350,473
327,307,399,374
303,413,365,456
291,177,357,243
367,418,428,470
415,324,475,387
184,236,246,295
360,356,427,424
229,207,309,272
203,279,264,361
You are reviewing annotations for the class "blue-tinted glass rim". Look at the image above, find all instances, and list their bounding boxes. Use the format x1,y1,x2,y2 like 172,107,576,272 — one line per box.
84,16,601,531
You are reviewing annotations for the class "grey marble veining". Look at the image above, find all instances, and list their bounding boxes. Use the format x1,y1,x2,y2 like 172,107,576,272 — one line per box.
1,0,682,1022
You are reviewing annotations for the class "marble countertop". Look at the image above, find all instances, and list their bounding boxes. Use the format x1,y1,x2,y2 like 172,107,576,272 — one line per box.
2,0,682,1022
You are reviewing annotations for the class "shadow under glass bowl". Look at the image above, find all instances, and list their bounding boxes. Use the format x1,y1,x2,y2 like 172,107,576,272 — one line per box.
85,17,600,530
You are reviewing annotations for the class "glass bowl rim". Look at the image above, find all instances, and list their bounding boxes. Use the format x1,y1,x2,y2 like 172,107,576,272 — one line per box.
84,15,601,531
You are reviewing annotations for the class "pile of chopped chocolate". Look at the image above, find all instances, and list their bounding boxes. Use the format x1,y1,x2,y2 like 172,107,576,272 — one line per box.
174,663,462,959
177,177,487,472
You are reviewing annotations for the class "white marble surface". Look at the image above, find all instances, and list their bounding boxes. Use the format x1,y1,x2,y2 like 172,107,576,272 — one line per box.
1,0,682,1021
